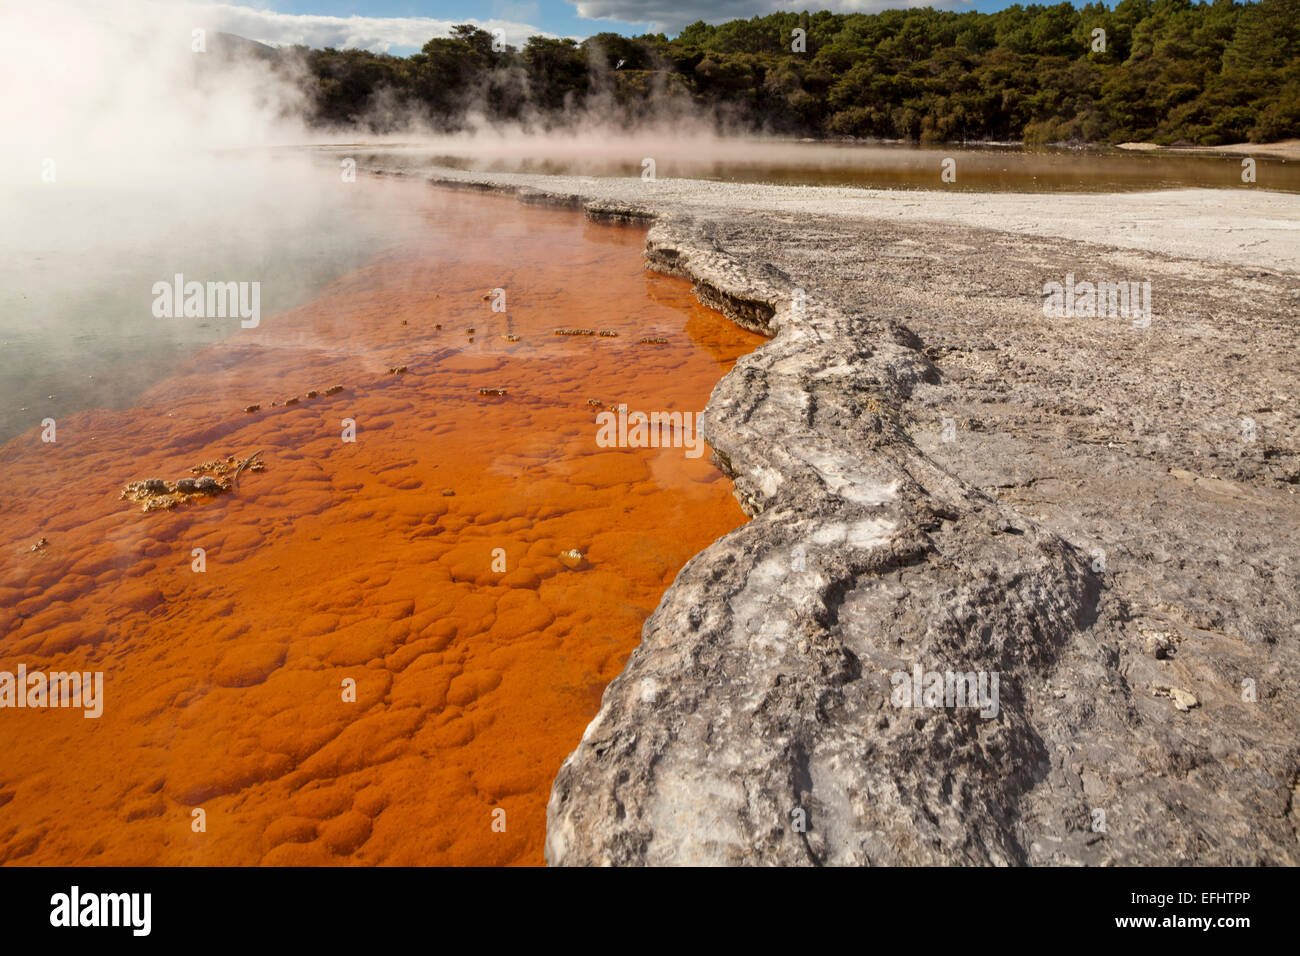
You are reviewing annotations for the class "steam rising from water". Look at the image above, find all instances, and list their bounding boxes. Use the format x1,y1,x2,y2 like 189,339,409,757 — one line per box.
0,2,373,443
0,0,815,193
1,1,314,179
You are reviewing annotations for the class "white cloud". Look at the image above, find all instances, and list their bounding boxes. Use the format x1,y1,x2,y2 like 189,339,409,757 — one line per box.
572,0,973,35
190,2,554,53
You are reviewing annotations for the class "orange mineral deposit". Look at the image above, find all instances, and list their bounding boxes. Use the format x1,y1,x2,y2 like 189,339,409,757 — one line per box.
0,183,764,866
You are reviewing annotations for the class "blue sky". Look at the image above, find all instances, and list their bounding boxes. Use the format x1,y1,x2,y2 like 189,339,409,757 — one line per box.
202,1,1041,54
265,2,650,38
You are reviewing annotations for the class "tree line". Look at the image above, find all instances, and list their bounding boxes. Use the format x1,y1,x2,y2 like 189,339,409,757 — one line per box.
283,0,1299,145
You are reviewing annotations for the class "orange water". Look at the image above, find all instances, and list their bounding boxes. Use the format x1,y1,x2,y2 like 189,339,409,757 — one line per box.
0,183,764,865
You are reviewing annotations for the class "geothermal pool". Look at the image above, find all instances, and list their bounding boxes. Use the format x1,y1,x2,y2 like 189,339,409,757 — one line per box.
0,154,416,446
355,139,1300,194
0,179,764,865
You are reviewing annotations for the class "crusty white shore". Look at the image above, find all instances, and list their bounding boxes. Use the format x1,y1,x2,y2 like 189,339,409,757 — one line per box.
400,163,1300,274
1118,139,1300,162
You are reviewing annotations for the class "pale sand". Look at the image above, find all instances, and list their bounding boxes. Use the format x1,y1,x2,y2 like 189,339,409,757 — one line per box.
1118,139,1300,162
406,164,1300,274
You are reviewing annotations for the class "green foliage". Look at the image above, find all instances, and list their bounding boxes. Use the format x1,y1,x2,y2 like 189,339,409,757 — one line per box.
293,1,1300,143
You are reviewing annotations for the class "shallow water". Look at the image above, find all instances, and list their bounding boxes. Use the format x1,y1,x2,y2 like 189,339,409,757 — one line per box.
0,154,407,445
0,181,764,865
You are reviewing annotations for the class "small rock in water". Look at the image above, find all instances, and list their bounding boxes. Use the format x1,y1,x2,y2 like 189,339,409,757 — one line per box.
121,450,247,514
559,548,586,569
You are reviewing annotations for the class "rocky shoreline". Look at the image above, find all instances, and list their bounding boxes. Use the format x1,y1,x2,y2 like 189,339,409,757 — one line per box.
367,159,1300,864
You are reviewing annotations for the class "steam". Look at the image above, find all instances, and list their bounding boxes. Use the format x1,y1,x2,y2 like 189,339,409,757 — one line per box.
0,1,405,444
0,0,314,186
0,0,865,198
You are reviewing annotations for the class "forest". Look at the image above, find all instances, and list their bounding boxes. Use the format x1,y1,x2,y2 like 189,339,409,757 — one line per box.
271,0,1299,145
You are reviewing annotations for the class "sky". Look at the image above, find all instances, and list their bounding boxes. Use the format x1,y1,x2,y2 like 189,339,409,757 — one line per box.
191,0,1038,55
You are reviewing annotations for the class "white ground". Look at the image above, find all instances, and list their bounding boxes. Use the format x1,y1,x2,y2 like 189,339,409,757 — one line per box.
419,165,1300,275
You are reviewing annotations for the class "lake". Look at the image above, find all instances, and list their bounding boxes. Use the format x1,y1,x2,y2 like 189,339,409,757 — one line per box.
349,138,1300,194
